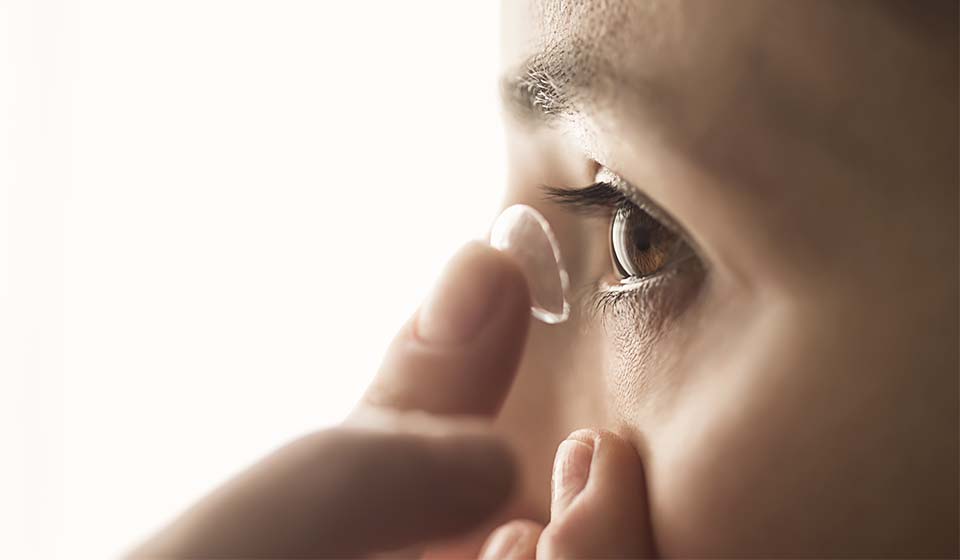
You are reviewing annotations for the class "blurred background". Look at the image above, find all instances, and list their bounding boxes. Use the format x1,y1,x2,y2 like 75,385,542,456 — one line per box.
1,2,504,557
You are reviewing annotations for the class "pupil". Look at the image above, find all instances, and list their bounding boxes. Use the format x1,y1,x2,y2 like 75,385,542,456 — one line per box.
631,223,651,252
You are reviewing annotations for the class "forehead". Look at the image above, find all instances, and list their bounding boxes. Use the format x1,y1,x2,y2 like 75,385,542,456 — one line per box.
504,0,675,71
501,0,954,195
501,1,809,158
503,0,891,117
503,0,934,94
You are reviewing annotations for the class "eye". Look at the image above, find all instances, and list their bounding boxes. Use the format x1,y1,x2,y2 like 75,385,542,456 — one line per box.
610,205,693,281
539,171,697,283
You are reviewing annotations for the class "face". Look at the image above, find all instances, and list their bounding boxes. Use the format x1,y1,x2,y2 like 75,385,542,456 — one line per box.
494,0,957,555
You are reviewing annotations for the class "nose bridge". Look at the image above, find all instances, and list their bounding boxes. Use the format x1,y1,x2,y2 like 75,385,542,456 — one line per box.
492,155,610,516
489,197,609,440
494,300,609,519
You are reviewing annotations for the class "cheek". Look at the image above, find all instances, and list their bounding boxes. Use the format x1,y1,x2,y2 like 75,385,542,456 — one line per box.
643,322,836,557
601,259,707,425
629,299,805,556
602,276,776,552
637,295,956,556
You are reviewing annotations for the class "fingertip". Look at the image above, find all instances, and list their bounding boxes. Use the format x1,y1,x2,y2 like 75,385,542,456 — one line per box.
550,438,594,519
475,240,533,313
450,241,533,336
364,241,532,416
449,240,532,331
574,429,646,504
479,519,543,560
416,241,528,344
564,428,604,446
562,428,642,483
542,428,656,558
465,239,532,292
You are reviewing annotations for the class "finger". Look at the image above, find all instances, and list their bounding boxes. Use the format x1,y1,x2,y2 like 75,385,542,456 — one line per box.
361,241,531,416
478,519,543,560
130,425,515,558
538,429,656,559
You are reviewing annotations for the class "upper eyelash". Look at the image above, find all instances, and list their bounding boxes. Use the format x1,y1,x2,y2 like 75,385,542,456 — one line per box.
542,174,707,322
542,178,698,278
542,177,690,244
541,182,673,238
541,182,635,215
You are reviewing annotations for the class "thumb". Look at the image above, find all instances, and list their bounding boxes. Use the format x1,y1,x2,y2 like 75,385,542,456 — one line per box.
130,424,516,558
538,429,656,559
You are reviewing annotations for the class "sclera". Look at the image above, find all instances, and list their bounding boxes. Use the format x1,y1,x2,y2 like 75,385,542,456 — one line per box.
489,204,570,324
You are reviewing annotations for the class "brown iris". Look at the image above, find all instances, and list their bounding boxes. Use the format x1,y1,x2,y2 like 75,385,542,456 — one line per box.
610,206,684,279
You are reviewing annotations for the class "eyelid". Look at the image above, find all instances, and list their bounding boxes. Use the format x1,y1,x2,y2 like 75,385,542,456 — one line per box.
541,167,703,265
593,168,685,235
539,170,682,236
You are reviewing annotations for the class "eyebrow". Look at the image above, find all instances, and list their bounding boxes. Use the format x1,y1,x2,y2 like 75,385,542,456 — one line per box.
500,44,675,138
499,46,595,124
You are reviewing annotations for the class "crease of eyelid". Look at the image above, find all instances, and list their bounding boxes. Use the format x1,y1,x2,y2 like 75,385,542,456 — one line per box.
541,179,698,271
541,179,706,324
594,165,712,281
595,169,688,236
541,178,686,240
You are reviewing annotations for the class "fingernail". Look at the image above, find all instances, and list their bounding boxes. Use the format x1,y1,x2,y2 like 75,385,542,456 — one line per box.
551,438,594,519
479,524,524,560
417,242,508,343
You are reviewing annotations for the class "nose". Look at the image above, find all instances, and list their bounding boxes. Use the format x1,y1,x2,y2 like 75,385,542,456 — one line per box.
487,200,609,523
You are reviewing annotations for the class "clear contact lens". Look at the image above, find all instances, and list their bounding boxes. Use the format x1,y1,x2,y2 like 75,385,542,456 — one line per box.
489,204,570,324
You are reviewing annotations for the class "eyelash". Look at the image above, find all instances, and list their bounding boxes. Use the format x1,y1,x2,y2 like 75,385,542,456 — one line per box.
542,181,635,216
541,181,693,313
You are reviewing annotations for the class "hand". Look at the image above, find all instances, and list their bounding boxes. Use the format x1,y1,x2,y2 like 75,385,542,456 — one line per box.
130,242,532,558
478,429,656,559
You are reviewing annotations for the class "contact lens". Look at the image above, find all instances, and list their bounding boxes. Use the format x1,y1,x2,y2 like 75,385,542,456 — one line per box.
489,204,570,324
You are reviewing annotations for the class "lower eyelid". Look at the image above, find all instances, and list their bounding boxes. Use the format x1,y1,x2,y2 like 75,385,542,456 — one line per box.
585,255,705,325
567,238,683,316
579,274,658,318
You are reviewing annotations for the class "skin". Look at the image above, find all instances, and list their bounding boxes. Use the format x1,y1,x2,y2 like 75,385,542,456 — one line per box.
133,243,533,557
489,0,958,556
135,1,957,557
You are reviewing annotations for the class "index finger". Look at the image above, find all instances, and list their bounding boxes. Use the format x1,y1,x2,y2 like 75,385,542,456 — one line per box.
361,241,531,416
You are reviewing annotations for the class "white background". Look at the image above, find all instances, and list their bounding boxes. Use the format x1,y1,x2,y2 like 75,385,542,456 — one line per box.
2,2,505,557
